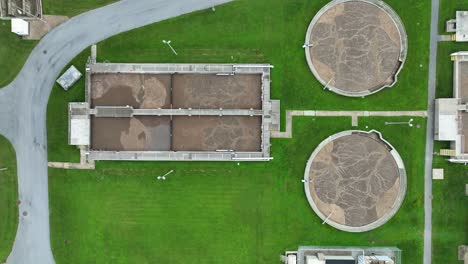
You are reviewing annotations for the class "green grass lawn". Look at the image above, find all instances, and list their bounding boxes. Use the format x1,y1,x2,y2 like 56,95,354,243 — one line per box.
93,0,430,111
46,0,432,160
44,1,431,263
0,136,18,263
43,0,118,17
435,41,468,98
47,52,88,163
49,116,427,264
0,21,36,88
432,142,468,264
0,0,446,262
438,0,468,34
0,0,432,109
0,0,120,88
433,40,468,264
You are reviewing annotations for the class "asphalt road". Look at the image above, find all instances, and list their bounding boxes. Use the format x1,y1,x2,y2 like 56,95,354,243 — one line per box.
424,0,440,262
0,0,232,263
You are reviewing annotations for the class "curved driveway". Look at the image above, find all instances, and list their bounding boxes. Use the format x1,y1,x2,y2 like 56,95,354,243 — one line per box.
0,0,232,263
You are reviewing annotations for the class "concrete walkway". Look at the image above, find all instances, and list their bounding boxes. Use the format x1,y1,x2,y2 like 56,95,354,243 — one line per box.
48,147,95,170
271,110,428,138
0,0,233,263
424,0,441,262
438,35,453,41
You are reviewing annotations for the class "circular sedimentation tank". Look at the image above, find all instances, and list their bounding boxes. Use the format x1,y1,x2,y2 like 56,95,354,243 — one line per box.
303,130,406,232
305,0,407,97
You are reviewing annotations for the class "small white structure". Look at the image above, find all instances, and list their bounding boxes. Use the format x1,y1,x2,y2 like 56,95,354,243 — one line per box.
457,11,468,41
68,103,90,146
434,99,459,141
11,18,29,36
432,169,444,180
288,254,297,264
448,11,468,42
434,52,468,163
281,247,401,264
56,65,82,90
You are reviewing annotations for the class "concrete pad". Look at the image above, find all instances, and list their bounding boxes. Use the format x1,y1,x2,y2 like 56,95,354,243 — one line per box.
23,15,69,40
432,168,444,180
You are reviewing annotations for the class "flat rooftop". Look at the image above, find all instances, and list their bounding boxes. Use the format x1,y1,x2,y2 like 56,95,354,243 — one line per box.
456,11,468,42
434,52,468,162
69,58,276,162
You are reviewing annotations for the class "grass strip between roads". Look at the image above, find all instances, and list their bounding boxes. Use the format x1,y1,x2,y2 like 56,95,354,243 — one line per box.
0,136,18,263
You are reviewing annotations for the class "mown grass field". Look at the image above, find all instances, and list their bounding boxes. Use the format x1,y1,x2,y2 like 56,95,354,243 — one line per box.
94,0,430,111
433,40,468,264
432,141,468,264
0,22,36,87
0,136,18,263
2,0,431,110
46,0,431,158
0,0,435,263
43,0,117,17
49,116,427,264
44,0,432,263
0,0,118,89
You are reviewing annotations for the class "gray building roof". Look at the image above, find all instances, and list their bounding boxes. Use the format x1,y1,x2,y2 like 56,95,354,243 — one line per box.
456,11,468,42
56,65,82,90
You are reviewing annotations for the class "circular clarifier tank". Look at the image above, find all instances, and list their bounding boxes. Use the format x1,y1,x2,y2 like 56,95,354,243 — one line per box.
303,130,406,232
305,0,407,97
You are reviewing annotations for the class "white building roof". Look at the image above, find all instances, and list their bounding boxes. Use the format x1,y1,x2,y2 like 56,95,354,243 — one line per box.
435,99,459,141
432,168,444,180
70,119,90,146
305,256,325,264
456,11,468,41
69,103,90,146
287,254,297,264
11,18,29,36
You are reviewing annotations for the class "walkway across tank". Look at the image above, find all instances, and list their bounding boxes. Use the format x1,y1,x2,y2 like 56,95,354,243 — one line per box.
303,130,406,232
305,0,408,97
